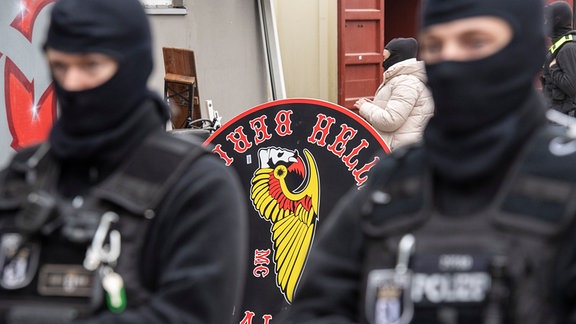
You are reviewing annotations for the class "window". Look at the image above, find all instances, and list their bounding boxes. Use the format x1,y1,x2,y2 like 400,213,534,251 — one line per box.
139,0,183,8
139,0,185,15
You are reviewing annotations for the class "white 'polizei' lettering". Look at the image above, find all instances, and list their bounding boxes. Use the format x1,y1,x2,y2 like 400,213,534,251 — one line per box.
411,272,491,303
438,254,473,271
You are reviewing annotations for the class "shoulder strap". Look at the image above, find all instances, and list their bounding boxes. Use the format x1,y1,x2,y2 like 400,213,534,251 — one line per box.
496,126,576,237
0,143,53,210
544,34,576,70
549,34,576,55
361,145,428,238
92,131,209,218
0,133,209,218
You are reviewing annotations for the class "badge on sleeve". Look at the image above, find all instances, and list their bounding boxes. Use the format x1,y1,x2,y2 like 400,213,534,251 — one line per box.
365,234,416,324
0,233,40,289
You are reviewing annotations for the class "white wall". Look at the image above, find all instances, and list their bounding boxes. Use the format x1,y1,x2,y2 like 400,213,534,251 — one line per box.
273,0,338,103
147,0,270,123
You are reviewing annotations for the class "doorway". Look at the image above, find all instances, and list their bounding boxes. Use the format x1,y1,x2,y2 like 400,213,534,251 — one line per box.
337,0,420,111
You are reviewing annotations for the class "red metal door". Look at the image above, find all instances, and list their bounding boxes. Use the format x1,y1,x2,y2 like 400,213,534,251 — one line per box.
338,0,561,112
338,0,420,112
338,0,385,112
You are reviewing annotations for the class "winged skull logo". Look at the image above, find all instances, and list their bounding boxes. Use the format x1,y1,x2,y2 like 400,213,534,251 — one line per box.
250,147,320,303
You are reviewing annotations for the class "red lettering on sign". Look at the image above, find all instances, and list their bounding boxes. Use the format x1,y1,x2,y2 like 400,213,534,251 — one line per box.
253,265,269,278
212,144,234,166
263,314,272,324
212,105,383,188
327,123,358,158
226,126,253,153
253,249,271,278
342,139,369,171
254,249,271,265
274,110,293,136
307,114,336,147
352,157,379,186
240,311,255,324
239,311,273,324
249,115,272,145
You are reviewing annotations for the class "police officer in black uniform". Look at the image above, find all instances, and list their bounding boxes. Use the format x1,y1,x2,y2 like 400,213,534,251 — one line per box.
277,0,576,323
0,0,248,322
542,1,576,116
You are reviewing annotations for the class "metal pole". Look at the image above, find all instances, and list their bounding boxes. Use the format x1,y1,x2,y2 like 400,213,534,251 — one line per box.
257,0,286,100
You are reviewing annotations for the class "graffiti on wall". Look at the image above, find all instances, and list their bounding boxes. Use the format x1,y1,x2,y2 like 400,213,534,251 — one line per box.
1,0,57,162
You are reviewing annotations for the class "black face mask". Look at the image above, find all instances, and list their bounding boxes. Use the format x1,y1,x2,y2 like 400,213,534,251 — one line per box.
53,53,151,137
421,0,547,183
382,58,394,70
382,38,418,70
544,1,574,40
48,53,166,160
44,0,168,160
425,43,534,133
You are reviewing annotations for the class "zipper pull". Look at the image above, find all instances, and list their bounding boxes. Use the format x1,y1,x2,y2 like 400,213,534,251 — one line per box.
101,266,127,313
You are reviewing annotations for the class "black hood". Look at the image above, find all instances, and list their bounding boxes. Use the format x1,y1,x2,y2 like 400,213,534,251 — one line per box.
421,0,546,183
44,0,169,161
545,1,574,40
383,37,418,70
45,0,152,61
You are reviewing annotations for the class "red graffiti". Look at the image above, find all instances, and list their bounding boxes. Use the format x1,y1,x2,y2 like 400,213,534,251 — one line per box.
10,0,56,42
5,57,57,150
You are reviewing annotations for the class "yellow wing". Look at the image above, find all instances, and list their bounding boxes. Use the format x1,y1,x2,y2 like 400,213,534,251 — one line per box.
250,149,320,303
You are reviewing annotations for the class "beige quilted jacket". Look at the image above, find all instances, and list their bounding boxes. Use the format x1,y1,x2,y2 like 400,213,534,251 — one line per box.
359,58,434,151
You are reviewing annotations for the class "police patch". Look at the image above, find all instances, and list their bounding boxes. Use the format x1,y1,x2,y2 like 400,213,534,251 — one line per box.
366,269,413,324
411,253,492,305
37,264,95,297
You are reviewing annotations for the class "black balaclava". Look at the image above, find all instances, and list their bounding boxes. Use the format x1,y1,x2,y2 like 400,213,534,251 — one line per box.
382,37,418,70
544,1,574,40
45,0,169,161
421,0,546,186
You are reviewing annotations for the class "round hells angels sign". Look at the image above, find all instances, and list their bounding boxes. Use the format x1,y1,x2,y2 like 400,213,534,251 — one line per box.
204,98,389,323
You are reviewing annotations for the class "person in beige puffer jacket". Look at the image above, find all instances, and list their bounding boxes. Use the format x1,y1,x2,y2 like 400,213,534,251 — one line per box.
354,37,434,151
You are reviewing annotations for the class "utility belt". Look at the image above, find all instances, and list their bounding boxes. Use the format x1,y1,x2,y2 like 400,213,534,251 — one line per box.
0,131,208,323
359,126,576,324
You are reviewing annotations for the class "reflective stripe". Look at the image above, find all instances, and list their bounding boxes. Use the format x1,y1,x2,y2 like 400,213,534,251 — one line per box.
549,34,575,54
